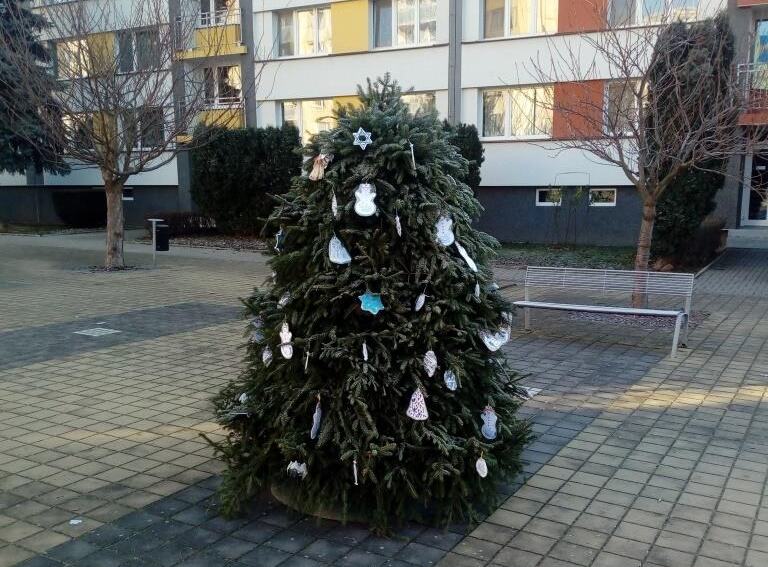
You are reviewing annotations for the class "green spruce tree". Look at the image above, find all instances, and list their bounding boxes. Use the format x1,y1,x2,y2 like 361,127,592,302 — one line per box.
211,76,530,529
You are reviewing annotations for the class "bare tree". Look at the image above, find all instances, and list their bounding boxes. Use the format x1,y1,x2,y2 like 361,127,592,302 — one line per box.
0,0,258,268
524,1,762,277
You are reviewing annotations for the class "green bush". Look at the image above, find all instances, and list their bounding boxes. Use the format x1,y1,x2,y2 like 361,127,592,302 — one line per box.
191,124,301,235
443,121,484,193
652,162,724,263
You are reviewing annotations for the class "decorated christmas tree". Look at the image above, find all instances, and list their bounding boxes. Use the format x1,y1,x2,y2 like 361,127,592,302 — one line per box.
211,76,531,529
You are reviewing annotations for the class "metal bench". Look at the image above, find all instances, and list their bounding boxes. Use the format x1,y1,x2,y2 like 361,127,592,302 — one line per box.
513,266,695,357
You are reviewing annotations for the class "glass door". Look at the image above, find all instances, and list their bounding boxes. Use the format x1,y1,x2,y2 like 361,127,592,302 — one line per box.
746,154,768,225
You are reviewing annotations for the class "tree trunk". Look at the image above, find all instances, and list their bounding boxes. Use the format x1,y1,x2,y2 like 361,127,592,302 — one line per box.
632,196,657,307
104,177,125,269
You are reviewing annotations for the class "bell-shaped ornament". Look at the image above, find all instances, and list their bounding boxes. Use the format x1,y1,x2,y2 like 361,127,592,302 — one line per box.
435,216,455,246
443,370,458,391
423,351,437,377
406,388,429,421
279,322,293,359
480,406,498,440
329,235,352,265
354,183,377,217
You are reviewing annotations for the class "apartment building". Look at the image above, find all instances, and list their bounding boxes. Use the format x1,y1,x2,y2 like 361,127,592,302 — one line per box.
0,0,760,246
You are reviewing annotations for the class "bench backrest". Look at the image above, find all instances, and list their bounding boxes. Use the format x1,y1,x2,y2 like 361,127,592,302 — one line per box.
524,266,694,299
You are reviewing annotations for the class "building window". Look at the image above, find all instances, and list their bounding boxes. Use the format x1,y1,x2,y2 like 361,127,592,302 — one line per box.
589,188,617,206
57,39,90,79
483,0,557,39
481,86,553,139
536,188,562,206
281,99,335,142
373,0,436,48
117,29,160,73
200,0,239,26
609,0,698,27
605,81,637,135
401,92,436,115
278,7,331,56
122,106,164,149
204,65,242,105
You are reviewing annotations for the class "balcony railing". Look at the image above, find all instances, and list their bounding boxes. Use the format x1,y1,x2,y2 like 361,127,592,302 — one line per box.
739,63,768,111
198,8,241,28
174,9,242,53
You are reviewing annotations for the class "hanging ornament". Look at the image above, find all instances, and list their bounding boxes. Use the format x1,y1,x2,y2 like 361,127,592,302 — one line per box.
329,234,352,265
278,292,291,309
274,227,285,253
331,191,339,218
481,406,498,440
238,392,248,404
476,454,488,478
354,183,377,217
309,153,333,181
362,341,369,362
305,350,310,371
353,458,359,486
406,388,429,421
423,351,437,377
262,346,273,367
408,140,416,169
414,291,427,312
352,127,373,150
395,212,402,237
435,216,455,246
279,322,293,359
359,292,384,315
479,325,511,352
488,282,500,292
474,281,481,299
310,395,322,440
455,241,478,272
287,461,308,479
443,370,458,391
249,323,263,343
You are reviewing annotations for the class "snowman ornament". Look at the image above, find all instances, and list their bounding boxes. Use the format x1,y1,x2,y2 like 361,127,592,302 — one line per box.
480,406,498,440
354,183,377,217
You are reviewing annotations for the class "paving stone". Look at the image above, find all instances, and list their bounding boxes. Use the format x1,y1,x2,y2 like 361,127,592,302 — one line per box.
238,545,292,567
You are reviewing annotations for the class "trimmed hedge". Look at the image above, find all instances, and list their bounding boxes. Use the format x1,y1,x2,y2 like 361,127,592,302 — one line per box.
143,211,217,237
190,124,301,235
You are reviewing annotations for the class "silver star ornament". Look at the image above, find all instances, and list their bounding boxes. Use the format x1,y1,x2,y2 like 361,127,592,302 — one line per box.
352,127,373,150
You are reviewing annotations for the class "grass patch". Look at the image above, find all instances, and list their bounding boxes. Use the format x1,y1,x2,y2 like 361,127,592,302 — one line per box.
496,243,636,270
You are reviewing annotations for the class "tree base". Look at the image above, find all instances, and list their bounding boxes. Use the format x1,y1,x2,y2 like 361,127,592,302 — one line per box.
270,482,369,524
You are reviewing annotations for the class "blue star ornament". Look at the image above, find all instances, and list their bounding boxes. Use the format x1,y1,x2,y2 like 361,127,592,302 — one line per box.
359,292,384,315
352,127,373,150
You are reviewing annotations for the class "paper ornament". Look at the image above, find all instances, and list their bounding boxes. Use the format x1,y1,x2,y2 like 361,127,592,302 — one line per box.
395,213,402,236
488,282,500,292
476,456,488,478
249,320,263,343
455,242,478,272
353,458,359,486
423,351,437,377
354,183,377,217
408,140,416,169
435,216,455,246
279,322,293,359
287,461,308,479
443,370,458,391
278,292,290,309
414,291,426,312
362,341,369,361
481,406,498,440
309,153,333,181
329,235,352,265
479,325,511,352
359,292,384,315
406,388,428,421
262,346,273,366
352,127,373,150
331,191,339,218
274,227,285,253
310,397,322,440
305,350,310,371
238,392,248,404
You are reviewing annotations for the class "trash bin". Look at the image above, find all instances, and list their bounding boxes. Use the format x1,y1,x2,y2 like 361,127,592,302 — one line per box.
155,224,169,252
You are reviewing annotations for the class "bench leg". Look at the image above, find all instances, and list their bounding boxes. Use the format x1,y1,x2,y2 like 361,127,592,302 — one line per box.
524,307,531,330
671,313,683,359
681,313,690,348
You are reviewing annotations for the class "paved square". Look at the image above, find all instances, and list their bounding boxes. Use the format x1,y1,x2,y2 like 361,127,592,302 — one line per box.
1,233,767,567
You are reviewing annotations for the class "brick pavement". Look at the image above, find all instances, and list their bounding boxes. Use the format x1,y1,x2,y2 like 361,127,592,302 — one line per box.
1,234,767,567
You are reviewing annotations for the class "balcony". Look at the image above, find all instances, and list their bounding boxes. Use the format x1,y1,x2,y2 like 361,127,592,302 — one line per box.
175,8,246,60
739,63,768,126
